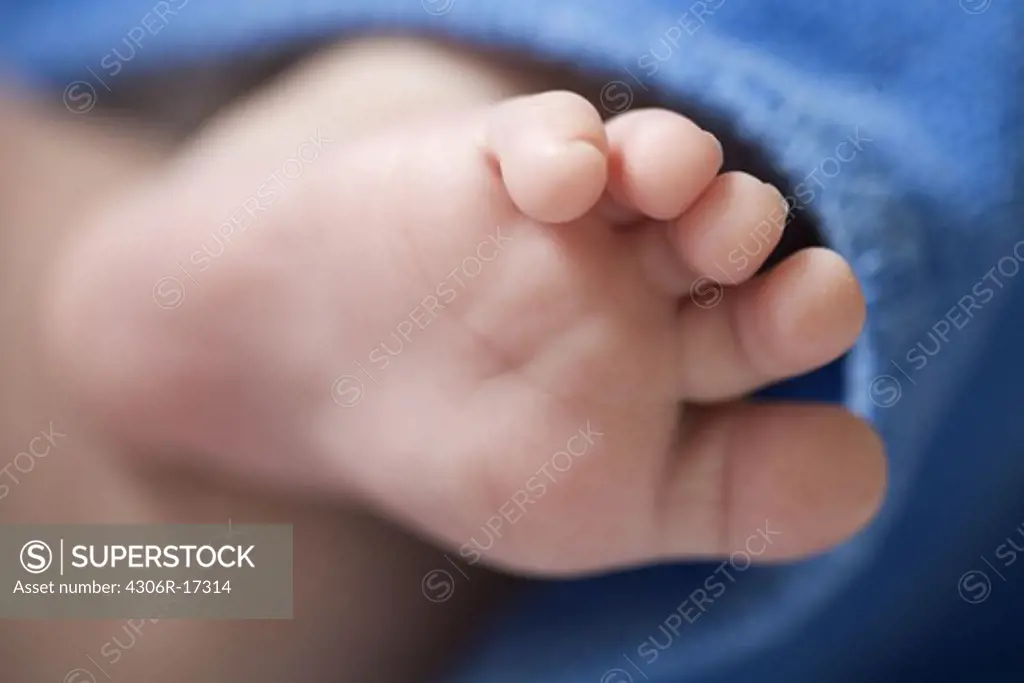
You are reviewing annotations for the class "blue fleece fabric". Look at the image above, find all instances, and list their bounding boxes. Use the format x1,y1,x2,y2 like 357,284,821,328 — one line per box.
3,1,1023,681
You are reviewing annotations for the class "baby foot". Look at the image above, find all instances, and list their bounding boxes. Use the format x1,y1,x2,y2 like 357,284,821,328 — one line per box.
45,91,885,574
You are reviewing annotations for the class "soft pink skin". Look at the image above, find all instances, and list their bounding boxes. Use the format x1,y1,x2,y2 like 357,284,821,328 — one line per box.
45,69,884,575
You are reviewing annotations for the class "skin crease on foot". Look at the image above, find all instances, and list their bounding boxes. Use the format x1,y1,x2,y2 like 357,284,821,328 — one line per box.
42,37,886,577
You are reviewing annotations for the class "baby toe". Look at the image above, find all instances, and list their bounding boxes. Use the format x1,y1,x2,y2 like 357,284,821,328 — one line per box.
673,172,789,286
674,247,865,401
605,109,723,221
485,91,608,224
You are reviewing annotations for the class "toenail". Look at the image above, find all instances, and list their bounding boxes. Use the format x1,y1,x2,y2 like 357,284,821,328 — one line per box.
762,181,786,203
567,129,608,154
704,131,723,155
564,139,606,163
